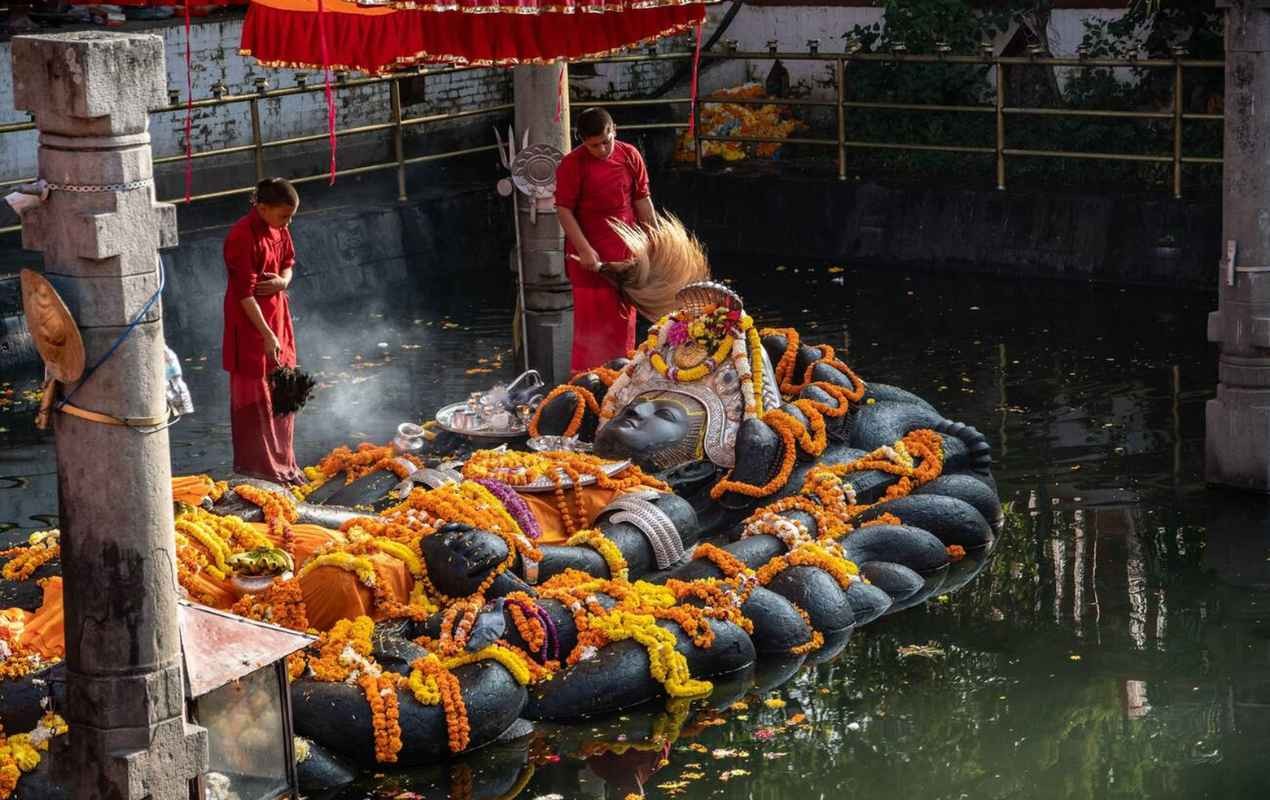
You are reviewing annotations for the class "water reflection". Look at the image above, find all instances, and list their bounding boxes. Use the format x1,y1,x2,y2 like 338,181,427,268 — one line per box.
5,262,1270,798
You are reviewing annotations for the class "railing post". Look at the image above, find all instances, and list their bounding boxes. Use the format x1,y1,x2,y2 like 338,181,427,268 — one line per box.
1173,58,1184,199
249,98,265,182
391,78,407,202
996,60,1006,191
835,57,846,181
694,102,703,170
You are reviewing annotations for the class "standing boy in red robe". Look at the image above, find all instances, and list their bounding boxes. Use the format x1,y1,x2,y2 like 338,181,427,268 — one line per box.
222,177,303,484
555,107,656,372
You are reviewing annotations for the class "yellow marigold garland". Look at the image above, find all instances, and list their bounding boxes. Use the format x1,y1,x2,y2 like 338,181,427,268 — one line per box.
0,713,68,799
565,528,629,581
754,541,860,591
307,616,376,683
407,655,471,753
572,610,711,699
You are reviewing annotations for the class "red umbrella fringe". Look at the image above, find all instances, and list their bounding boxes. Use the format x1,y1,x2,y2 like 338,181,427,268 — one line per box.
240,3,707,73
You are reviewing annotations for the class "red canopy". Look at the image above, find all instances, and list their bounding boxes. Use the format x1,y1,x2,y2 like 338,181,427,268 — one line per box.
240,0,711,73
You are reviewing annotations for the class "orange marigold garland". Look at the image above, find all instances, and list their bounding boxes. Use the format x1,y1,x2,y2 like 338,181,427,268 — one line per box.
229,578,309,631
754,541,860,591
528,384,601,438
360,672,403,763
316,443,422,485
0,531,59,582
691,543,750,579
407,654,471,753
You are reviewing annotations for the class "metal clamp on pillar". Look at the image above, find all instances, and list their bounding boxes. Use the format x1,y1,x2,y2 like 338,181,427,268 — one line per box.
1222,240,1270,286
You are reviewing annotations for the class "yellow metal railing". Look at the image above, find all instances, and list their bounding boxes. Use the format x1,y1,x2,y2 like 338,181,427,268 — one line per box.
0,46,1225,238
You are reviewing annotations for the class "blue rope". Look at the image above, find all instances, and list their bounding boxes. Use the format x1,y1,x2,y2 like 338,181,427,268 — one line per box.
57,255,166,410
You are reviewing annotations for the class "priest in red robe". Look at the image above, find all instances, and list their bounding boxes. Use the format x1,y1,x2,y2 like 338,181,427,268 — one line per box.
222,178,304,484
555,107,656,372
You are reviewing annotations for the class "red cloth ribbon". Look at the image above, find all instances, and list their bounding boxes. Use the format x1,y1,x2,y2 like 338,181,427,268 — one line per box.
687,20,703,136
555,63,565,124
315,0,337,183
184,0,193,202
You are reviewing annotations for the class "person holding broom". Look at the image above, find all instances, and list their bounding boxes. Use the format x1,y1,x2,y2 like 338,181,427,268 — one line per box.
555,107,656,371
221,177,305,484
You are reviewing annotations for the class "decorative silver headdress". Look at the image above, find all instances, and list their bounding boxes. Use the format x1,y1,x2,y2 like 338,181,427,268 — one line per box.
598,282,782,468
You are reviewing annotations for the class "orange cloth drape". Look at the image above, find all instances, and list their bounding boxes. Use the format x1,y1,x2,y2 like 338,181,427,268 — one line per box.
521,486,628,544
11,577,65,661
252,521,344,569
300,551,413,632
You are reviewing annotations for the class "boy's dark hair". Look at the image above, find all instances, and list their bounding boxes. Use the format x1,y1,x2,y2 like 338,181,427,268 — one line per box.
254,177,299,208
576,107,614,140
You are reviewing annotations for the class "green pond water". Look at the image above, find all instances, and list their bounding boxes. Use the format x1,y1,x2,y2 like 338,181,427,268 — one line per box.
2,261,1266,800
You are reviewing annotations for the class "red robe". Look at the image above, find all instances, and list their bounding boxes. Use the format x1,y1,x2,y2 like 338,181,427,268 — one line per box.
222,208,301,483
554,139,650,371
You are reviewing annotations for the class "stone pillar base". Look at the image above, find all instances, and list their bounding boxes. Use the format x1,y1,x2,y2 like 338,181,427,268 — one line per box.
525,307,573,387
1206,385,1270,491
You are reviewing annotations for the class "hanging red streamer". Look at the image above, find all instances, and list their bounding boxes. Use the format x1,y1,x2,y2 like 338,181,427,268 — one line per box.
315,0,338,184
555,63,565,124
183,0,193,203
687,20,704,136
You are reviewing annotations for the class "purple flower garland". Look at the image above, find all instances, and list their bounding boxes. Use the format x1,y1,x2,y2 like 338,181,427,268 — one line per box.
473,478,543,542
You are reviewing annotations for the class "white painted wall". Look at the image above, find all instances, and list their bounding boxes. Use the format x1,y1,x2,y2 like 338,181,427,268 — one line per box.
692,5,1137,98
0,18,512,187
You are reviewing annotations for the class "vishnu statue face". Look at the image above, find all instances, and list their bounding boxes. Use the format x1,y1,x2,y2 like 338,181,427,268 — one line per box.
595,391,708,473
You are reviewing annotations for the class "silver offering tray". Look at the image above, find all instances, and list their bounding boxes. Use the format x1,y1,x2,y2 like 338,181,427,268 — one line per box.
433,370,546,440
434,401,527,439
526,435,593,453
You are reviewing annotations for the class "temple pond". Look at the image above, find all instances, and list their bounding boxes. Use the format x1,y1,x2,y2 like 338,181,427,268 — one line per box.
3,261,1268,800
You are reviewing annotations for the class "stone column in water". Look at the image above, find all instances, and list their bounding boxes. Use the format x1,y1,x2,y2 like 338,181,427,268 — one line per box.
10,32,208,797
514,63,573,386
1208,1,1270,491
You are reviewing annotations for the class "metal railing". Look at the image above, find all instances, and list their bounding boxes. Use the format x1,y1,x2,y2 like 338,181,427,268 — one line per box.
594,45,1222,199
0,45,1226,238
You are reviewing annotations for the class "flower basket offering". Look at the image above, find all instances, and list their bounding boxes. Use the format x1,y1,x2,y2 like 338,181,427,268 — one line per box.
268,366,317,416
674,83,806,163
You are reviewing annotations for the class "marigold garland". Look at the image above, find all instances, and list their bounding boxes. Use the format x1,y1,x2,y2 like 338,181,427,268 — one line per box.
0,531,59,582
710,329,869,500
461,451,668,537
565,529,629,581
316,442,422,486
307,616,376,683
233,484,299,557
0,713,67,799
504,592,548,657
407,654,471,752
229,578,309,631
359,672,403,763
0,612,60,681
528,384,601,438
691,543,750,579
787,603,825,656
754,541,859,592
571,610,711,699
